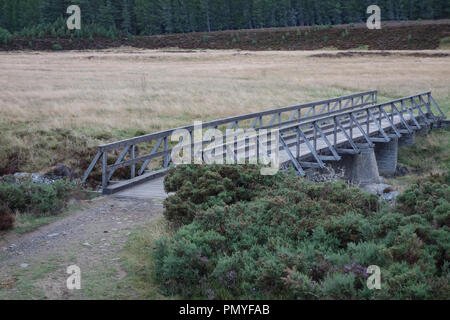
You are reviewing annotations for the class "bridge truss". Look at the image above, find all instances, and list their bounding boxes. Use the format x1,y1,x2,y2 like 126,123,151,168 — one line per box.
82,90,445,194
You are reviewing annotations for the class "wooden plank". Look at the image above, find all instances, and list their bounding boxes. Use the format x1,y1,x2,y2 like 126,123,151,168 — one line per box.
103,169,168,195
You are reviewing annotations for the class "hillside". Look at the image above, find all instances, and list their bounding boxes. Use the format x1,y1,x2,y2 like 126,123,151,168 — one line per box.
1,20,450,51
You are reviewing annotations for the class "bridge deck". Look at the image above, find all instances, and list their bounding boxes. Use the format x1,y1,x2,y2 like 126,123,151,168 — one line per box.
113,113,411,200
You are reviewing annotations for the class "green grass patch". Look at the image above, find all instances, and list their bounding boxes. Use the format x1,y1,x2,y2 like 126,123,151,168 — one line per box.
319,46,338,50
351,45,369,50
398,127,450,174
13,212,69,234
0,256,62,300
439,37,450,50
120,216,177,299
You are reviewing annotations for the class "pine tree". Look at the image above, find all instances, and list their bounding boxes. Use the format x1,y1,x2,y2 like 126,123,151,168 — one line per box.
121,0,131,33
98,0,115,29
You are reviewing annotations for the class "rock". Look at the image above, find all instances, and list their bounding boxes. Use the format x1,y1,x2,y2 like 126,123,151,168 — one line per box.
48,233,59,238
82,242,91,247
362,183,399,204
381,191,400,202
395,165,409,177
361,183,392,196
52,163,71,177
9,172,54,184
20,263,29,268
306,165,345,183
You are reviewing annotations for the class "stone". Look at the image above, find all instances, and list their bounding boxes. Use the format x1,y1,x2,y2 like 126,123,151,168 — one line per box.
362,183,392,196
395,165,409,177
53,163,71,177
48,233,59,238
20,263,29,268
381,191,400,202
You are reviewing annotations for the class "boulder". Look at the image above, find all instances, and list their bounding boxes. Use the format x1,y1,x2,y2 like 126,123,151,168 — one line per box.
52,163,72,177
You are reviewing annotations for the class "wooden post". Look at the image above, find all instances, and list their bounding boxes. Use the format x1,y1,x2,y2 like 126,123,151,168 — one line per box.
102,151,108,190
131,145,135,178
164,137,169,168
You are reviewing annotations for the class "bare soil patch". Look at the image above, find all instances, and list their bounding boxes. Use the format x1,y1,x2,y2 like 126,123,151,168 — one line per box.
1,20,449,52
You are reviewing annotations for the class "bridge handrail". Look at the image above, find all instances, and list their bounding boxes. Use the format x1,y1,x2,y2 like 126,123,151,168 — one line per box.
83,90,378,185
97,90,377,151
278,91,434,133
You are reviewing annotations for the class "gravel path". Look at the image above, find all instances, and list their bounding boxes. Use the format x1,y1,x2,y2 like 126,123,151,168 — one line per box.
0,196,164,299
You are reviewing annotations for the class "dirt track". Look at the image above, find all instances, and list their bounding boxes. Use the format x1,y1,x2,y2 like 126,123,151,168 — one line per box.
0,197,163,299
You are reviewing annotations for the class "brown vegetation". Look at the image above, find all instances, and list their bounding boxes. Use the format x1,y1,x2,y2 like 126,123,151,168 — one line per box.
0,48,449,176
1,20,449,52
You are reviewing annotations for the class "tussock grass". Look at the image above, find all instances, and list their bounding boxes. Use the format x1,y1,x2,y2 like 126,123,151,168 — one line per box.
398,127,450,173
0,49,448,175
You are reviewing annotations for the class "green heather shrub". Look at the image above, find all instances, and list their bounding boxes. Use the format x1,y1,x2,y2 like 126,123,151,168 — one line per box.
153,165,449,299
0,27,12,44
0,179,77,215
52,43,62,50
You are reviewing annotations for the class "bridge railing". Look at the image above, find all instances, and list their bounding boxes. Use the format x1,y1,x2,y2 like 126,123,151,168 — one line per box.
198,91,445,173
273,91,445,174
82,90,377,189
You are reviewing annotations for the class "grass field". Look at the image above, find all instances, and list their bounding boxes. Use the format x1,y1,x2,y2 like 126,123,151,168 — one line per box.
0,48,449,176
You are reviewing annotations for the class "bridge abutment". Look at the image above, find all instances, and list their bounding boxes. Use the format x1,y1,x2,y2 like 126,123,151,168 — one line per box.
374,138,398,177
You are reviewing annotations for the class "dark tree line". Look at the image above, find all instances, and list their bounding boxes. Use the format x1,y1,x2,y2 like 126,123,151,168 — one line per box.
1,0,449,34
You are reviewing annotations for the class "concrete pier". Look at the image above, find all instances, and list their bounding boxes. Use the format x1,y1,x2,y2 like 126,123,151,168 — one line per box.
375,138,398,177
398,132,415,147
340,146,381,185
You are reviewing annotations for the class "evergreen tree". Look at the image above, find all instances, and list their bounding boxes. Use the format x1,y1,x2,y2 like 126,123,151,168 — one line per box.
121,0,131,33
0,0,448,35
98,0,115,29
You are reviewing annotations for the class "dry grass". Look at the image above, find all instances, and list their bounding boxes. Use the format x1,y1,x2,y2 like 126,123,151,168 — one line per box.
0,48,449,173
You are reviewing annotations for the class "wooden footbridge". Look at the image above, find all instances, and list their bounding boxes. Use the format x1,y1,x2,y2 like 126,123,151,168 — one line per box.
82,90,446,198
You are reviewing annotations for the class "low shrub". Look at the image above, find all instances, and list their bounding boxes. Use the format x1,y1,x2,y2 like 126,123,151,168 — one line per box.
152,165,449,299
0,179,78,216
0,27,12,44
163,165,278,226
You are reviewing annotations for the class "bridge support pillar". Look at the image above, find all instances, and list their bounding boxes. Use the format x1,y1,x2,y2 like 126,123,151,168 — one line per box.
375,138,398,177
340,146,381,185
398,132,415,147
417,124,431,136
